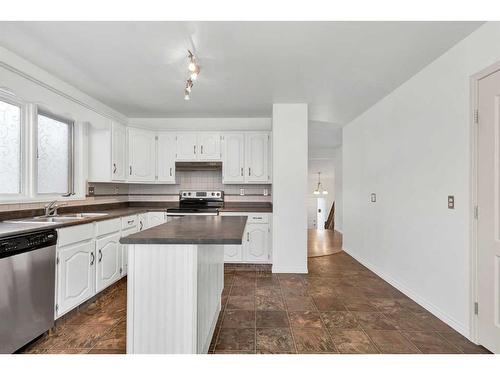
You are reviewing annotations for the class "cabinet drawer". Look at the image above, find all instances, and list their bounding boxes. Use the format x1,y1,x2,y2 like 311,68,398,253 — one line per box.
57,223,94,247
247,213,269,224
121,215,138,229
96,218,121,237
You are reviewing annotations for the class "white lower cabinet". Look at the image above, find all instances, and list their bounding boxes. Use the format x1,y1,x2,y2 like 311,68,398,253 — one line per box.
96,232,122,293
221,212,272,264
55,239,96,317
147,211,167,227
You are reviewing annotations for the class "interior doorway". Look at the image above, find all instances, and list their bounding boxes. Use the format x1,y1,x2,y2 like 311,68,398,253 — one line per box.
473,62,500,354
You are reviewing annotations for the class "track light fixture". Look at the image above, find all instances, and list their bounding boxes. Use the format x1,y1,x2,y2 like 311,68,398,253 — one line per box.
184,50,200,99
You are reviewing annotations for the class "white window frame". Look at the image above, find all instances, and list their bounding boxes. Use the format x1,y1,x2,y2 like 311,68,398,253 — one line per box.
34,107,76,199
0,92,29,201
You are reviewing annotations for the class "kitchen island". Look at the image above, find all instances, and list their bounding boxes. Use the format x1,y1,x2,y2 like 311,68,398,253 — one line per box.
120,215,247,354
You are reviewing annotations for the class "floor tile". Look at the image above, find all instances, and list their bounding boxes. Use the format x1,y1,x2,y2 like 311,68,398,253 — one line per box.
292,328,337,353
285,296,317,311
320,311,360,330
226,296,255,310
256,311,289,328
354,312,398,330
365,330,420,354
230,284,256,296
343,297,379,312
52,324,111,349
312,296,347,311
401,331,461,354
222,310,255,329
438,331,491,354
256,295,285,311
289,311,323,328
216,328,255,351
329,329,378,354
256,328,295,353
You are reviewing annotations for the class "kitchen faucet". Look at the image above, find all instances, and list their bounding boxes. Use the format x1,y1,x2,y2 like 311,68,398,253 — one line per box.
44,200,60,216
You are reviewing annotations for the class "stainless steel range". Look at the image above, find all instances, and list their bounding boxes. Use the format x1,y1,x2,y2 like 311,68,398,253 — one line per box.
166,190,224,216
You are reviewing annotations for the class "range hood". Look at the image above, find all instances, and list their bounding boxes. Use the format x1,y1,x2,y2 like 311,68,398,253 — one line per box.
175,161,222,171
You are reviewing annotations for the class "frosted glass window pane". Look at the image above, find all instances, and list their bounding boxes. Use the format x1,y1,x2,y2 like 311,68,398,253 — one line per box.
37,114,71,194
0,100,21,194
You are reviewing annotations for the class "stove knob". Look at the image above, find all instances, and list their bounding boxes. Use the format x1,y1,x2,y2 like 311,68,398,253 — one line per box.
188,192,191,196
211,192,215,196
216,192,220,196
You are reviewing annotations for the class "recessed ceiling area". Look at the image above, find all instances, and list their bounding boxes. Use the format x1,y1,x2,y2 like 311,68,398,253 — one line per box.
0,21,483,124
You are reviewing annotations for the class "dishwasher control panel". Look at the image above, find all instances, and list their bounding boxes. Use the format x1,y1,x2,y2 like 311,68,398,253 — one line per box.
0,230,57,258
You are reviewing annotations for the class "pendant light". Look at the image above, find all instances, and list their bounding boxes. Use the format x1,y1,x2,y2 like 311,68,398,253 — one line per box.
313,172,328,195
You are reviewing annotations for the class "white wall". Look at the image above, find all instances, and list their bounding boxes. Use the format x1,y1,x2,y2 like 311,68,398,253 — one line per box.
333,147,343,232
272,104,308,273
343,22,500,338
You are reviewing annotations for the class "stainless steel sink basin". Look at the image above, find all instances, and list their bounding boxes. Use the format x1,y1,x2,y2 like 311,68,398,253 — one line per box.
5,212,109,224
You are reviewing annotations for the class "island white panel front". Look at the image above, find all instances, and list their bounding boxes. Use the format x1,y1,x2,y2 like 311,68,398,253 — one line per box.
127,243,223,354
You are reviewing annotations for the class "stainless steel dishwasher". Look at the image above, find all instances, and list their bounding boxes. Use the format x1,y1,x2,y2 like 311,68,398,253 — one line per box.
0,229,57,353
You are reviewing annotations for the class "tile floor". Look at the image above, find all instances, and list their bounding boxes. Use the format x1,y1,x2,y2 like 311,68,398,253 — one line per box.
18,252,490,354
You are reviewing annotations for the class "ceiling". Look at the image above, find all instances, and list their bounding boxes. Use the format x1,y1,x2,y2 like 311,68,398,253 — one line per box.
0,21,482,125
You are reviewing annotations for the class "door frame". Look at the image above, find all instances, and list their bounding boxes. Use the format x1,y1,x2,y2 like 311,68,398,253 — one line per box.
469,60,500,344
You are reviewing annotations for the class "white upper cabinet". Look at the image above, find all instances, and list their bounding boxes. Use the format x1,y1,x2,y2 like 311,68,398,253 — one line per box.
222,133,245,183
111,122,127,181
246,133,270,183
88,120,127,182
128,127,156,182
198,132,221,160
157,132,176,183
176,132,198,161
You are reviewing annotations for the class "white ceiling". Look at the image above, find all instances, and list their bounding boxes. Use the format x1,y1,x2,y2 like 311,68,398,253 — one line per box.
0,21,482,124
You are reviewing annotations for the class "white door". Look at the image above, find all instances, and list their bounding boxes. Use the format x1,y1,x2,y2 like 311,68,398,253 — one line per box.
198,132,221,160
148,212,166,227
245,133,269,183
121,227,136,275
317,197,327,230
224,245,243,262
96,233,122,292
111,122,127,181
223,133,245,183
128,128,156,181
157,132,176,183
243,223,270,262
477,68,500,353
176,132,198,160
56,240,95,316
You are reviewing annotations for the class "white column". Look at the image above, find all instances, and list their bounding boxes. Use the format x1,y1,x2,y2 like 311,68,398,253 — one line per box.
272,103,308,273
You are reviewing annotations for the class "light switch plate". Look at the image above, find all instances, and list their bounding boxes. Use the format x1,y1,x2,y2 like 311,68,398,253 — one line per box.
370,193,376,203
448,195,454,209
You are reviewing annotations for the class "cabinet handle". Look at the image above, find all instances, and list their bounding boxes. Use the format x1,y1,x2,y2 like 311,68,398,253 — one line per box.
247,232,250,242
194,145,196,154
140,221,143,231
241,167,243,176
252,217,262,220
90,252,95,266
201,145,203,154
127,220,134,225
170,167,172,176
248,167,251,176
98,249,103,262
129,166,132,175
113,163,117,174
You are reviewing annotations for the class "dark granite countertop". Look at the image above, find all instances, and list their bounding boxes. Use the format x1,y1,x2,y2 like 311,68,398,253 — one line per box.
120,215,248,245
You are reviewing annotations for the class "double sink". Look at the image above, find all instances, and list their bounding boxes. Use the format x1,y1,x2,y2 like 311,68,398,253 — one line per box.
6,212,109,225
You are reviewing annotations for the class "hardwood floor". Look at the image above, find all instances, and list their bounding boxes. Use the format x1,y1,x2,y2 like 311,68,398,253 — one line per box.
308,229,343,257
18,251,491,354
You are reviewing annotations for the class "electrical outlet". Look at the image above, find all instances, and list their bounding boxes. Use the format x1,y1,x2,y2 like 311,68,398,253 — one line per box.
88,186,95,196
370,193,376,203
448,195,455,209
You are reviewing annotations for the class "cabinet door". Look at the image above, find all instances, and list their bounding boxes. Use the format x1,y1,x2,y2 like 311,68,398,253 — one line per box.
138,213,149,231
176,132,198,160
128,128,156,181
56,240,95,317
148,212,166,227
224,245,243,262
111,122,127,181
243,224,270,262
245,133,269,183
96,233,122,293
222,133,245,183
157,132,176,183
198,132,221,160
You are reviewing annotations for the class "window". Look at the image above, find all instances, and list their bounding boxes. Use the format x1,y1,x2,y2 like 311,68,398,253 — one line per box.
36,111,74,195
0,99,22,195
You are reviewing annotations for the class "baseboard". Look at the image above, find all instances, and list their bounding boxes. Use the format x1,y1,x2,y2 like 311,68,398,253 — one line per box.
344,248,470,338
